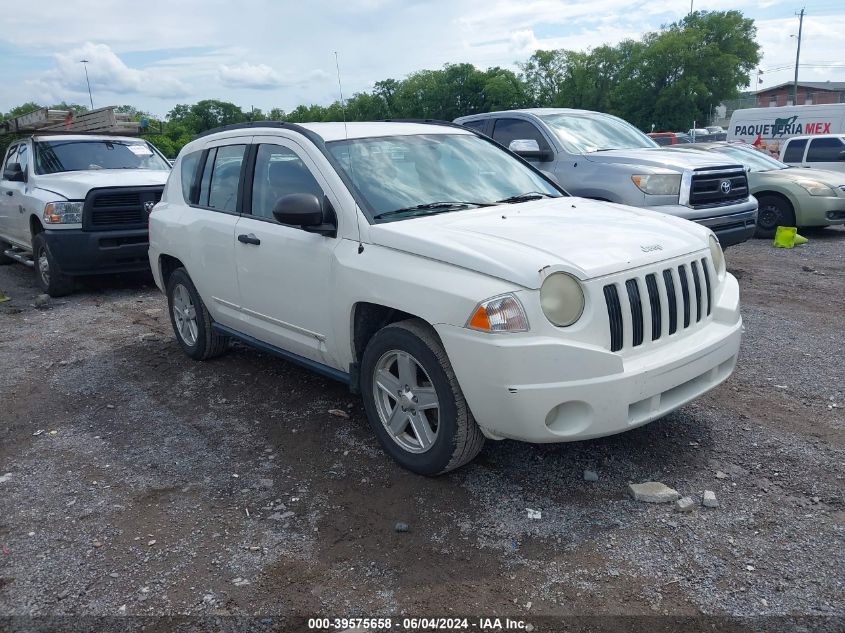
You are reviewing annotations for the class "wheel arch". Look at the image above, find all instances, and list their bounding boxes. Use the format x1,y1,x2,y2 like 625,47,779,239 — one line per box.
158,254,186,289
350,302,441,367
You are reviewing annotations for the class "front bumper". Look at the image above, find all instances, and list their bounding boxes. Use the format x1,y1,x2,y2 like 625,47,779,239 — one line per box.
43,228,151,275
436,275,742,444
644,199,757,248
793,194,845,227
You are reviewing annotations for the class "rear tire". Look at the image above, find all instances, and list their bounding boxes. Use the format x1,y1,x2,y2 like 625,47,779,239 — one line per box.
755,194,795,239
360,319,484,476
166,268,229,360
32,233,74,297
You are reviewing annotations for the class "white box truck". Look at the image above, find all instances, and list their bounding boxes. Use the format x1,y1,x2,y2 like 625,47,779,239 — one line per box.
727,104,845,157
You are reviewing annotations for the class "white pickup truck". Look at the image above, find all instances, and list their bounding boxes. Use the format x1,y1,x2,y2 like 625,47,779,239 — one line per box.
149,121,743,475
0,133,170,296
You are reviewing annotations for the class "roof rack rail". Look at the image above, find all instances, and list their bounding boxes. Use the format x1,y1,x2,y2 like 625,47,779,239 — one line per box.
381,118,465,129
193,120,307,139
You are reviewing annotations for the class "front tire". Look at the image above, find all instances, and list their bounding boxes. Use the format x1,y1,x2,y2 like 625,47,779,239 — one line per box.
166,268,229,360
360,319,484,476
755,194,795,239
32,233,74,297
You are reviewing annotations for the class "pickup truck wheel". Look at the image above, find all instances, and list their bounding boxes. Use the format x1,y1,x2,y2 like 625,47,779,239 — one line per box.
755,195,795,238
166,268,229,360
361,319,484,475
31,233,74,297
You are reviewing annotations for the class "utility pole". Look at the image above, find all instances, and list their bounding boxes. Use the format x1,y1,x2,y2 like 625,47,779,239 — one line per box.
80,60,94,110
793,8,805,105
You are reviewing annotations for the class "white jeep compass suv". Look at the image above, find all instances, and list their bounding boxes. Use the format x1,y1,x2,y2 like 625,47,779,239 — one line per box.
149,121,742,475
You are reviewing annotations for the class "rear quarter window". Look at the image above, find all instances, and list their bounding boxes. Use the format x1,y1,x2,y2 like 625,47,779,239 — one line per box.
180,151,201,203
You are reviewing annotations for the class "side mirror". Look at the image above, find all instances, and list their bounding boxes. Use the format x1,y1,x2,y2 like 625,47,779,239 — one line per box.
508,139,553,162
272,193,336,237
3,163,25,182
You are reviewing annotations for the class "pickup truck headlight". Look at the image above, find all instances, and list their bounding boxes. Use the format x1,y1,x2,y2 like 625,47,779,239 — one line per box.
631,174,682,196
43,201,83,224
709,235,726,281
796,180,836,197
540,272,585,327
466,294,529,333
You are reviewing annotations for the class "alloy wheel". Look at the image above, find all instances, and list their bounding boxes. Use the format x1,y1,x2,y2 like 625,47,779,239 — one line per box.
372,349,440,453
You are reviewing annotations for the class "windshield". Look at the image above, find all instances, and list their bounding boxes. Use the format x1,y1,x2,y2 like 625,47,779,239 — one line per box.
712,144,788,172
34,139,171,175
537,113,658,153
326,133,562,220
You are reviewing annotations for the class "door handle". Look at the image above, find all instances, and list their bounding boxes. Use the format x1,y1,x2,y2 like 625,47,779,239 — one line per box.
237,233,261,245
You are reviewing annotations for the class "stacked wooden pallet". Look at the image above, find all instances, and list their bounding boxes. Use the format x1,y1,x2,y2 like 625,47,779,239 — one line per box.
1,106,140,135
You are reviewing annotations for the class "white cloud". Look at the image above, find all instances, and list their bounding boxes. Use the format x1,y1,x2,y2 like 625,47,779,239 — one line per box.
509,29,540,55
25,42,191,105
219,63,282,89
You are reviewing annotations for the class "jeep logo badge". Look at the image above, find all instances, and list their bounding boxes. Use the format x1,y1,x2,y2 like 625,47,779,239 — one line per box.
144,201,156,213
720,180,732,194
640,244,663,252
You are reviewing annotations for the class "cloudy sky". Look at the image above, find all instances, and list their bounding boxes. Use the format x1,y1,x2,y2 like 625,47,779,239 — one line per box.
1,0,843,118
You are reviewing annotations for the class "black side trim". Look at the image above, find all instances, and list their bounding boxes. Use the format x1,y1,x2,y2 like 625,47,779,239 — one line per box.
663,270,678,335
603,284,623,352
211,323,350,385
625,279,644,347
645,273,661,341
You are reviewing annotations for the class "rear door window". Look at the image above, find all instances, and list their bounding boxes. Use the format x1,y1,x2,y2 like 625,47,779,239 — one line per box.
461,119,488,136
782,138,807,163
806,137,845,162
197,145,246,212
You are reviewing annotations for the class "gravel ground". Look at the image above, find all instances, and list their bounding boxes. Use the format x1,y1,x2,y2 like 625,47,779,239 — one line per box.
0,228,843,633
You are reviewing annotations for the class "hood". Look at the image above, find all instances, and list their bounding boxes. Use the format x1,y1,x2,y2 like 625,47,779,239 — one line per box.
765,167,845,187
584,147,740,172
32,169,170,200
369,198,709,288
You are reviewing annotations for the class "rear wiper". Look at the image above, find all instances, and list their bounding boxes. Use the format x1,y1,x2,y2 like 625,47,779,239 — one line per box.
496,192,556,204
373,201,491,219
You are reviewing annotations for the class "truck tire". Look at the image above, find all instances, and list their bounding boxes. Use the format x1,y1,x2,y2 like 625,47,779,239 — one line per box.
166,267,229,360
32,233,74,297
755,194,795,239
360,318,485,476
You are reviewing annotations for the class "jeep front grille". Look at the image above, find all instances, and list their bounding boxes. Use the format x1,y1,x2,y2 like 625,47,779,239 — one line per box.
603,258,714,352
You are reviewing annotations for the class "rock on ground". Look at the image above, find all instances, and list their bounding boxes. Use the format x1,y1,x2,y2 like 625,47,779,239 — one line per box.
628,482,680,503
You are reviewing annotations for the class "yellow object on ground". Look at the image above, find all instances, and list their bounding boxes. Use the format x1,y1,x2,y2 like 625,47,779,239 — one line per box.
0,291,9,303
773,226,808,248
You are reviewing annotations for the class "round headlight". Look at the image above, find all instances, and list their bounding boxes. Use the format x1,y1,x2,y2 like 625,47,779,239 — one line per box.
709,235,726,281
540,272,585,327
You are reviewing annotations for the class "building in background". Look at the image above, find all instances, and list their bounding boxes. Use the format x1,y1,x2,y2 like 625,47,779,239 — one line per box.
754,82,845,108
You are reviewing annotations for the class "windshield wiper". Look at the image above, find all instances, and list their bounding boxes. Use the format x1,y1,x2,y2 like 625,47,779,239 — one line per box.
496,192,556,204
373,201,491,220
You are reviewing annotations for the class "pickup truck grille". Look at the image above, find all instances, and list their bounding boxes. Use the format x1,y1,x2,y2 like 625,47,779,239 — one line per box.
603,257,713,352
688,169,748,208
83,187,163,231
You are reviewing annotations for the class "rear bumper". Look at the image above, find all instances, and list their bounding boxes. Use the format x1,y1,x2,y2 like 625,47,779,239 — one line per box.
43,228,150,275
